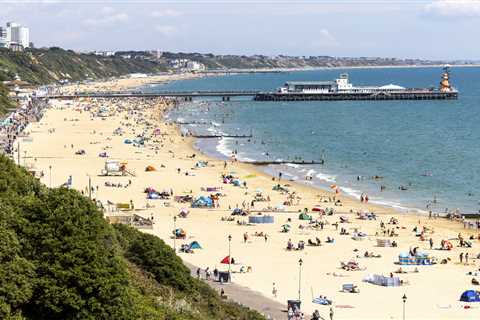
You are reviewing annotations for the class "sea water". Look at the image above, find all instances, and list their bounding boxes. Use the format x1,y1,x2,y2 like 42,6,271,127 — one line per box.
148,67,480,214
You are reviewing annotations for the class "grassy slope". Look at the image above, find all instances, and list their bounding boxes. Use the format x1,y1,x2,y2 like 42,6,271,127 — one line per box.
0,155,264,320
0,47,169,85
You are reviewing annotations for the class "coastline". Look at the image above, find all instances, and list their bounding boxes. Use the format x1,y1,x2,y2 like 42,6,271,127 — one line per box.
19,73,480,319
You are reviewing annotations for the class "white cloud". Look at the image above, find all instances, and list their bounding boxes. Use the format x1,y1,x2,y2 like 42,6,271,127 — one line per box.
155,25,177,36
83,12,129,27
423,0,480,18
101,6,115,15
310,29,339,48
151,9,182,17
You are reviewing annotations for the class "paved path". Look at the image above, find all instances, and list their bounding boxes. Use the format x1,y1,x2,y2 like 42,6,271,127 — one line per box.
185,262,287,319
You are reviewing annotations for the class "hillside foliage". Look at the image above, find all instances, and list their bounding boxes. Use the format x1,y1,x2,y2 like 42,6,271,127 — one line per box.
0,155,264,319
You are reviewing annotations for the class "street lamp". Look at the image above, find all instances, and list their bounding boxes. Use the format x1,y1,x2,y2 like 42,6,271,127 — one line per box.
49,165,52,188
228,234,232,281
87,174,92,200
402,294,407,320
298,258,303,302
173,216,177,252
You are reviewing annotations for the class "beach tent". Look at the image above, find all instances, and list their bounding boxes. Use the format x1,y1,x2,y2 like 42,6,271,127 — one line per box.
249,215,274,224
363,274,401,287
124,139,132,144
195,161,208,168
221,256,231,264
173,228,186,239
398,252,434,265
299,212,312,220
312,297,332,305
192,196,213,208
460,290,480,302
145,165,156,171
189,241,202,250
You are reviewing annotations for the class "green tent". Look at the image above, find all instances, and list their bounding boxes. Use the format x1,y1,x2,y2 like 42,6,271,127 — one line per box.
299,212,312,220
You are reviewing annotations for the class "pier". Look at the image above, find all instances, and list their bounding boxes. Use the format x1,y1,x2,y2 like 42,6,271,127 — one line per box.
254,91,458,101
46,90,259,100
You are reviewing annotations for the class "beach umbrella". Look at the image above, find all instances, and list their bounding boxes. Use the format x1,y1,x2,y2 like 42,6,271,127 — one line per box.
220,256,231,264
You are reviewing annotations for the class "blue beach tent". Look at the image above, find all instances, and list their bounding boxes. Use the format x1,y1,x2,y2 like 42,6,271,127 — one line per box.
189,241,202,249
460,290,480,302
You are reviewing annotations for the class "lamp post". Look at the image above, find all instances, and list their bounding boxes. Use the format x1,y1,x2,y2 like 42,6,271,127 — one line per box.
49,165,52,188
228,234,232,281
173,216,177,252
87,174,92,200
402,294,407,320
298,258,303,302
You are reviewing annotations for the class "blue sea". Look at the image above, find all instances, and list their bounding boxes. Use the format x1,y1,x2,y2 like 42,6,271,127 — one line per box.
145,67,480,214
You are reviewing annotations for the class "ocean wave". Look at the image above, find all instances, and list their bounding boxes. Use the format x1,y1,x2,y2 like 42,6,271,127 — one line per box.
285,163,300,169
339,186,362,199
306,169,316,177
216,138,233,158
315,172,337,183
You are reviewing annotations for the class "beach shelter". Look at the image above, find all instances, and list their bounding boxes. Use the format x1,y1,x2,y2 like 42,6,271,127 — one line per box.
299,212,312,220
124,139,132,144
221,256,231,264
189,241,202,250
145,165,156,172
460,290,480,302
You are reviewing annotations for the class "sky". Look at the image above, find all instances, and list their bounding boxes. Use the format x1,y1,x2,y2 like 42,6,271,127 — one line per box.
0,0,479,60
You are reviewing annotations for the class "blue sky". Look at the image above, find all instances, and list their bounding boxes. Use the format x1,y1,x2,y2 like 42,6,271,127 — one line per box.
0,0,479,60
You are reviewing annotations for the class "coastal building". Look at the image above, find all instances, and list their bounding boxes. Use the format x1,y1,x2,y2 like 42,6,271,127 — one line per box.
93,51,116,57
0,22,30,50
170,59,206,71
0,27,7,48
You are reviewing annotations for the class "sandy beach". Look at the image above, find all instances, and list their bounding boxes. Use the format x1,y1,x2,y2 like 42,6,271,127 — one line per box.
16,75,480,319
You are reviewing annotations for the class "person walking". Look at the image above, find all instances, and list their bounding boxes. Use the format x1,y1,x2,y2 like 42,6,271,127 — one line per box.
329,307,334,320
429,238,433,249
460,252,464,264
272,282,277,298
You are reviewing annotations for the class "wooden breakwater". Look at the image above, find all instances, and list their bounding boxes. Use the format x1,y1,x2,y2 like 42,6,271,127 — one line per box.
244,160,324,165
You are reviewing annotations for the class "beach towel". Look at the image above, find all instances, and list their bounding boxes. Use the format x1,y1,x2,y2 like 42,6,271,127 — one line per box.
312,297,332,305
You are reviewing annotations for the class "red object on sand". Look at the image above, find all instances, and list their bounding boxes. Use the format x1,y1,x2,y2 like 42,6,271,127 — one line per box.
220,256,231,264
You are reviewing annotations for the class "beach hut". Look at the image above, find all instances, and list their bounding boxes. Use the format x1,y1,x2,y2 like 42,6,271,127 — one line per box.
189,241,202,250
460,290,480,302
